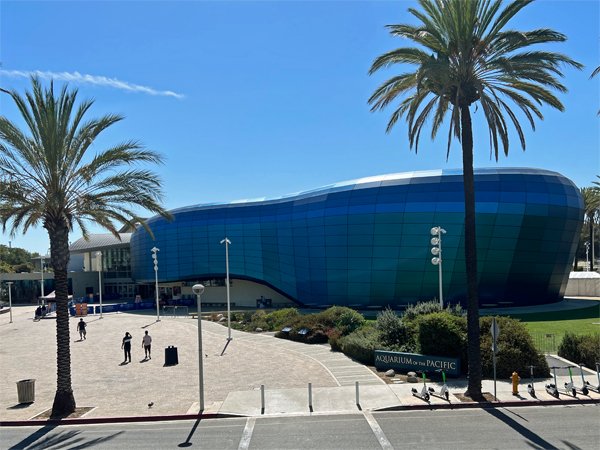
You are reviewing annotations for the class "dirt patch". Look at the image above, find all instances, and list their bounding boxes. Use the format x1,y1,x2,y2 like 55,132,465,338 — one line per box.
31,406,95,420
454,392,497,403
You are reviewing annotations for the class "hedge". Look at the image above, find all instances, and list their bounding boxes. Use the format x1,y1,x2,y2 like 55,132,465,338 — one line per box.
558,332,600,369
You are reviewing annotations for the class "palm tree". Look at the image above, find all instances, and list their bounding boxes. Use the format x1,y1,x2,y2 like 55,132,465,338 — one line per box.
0,77,173,416
368,0,582,399
591,66,600,115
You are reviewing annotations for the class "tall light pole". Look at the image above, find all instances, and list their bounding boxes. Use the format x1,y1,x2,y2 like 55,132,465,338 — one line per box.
430,227,447,307
7,281,13,323
39,254,44,306
220,238,232,341
585,241,590,272
95,251,103,318
193,284,205,412
151,247,160,321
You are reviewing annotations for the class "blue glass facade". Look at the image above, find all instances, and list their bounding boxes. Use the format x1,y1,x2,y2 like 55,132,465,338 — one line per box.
130,168,584,309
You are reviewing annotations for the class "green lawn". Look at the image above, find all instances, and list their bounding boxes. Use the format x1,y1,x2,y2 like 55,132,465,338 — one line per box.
501,302,600,344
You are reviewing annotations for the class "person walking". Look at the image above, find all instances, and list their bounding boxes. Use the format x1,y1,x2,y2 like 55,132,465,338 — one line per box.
142,330,152,359
122,332,132,363
77,318,87,340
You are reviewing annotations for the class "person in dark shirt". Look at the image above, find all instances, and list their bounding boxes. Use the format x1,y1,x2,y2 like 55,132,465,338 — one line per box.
121,332,132,363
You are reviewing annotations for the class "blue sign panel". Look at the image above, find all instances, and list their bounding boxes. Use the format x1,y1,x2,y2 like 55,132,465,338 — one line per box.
374,350,460,376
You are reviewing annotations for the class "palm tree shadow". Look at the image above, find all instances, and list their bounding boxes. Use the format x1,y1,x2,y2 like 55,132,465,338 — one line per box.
9,425,123,449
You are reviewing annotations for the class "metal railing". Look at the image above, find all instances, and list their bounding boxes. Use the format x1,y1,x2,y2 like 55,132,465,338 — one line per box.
530,333,556,354
163,305,189,318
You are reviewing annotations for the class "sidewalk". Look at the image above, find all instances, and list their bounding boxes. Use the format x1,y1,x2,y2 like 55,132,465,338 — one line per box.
1,305,598,426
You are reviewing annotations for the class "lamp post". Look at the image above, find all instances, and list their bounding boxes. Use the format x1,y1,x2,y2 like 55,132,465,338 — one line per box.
40,254,44,306
7,281,13,323
430,227,447,308
192,284,205,412
151,247,160,321
585,241,590,272
220,238,232,341
95,251,103,318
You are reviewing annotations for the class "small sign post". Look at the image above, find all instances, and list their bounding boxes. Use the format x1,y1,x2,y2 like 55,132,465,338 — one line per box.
491,317,500,400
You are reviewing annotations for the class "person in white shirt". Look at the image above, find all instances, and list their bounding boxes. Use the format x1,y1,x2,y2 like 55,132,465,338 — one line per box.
142,330,152,359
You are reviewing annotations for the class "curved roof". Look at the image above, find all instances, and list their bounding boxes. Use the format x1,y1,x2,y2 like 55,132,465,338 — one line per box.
166,167,576,216
69,234,131,253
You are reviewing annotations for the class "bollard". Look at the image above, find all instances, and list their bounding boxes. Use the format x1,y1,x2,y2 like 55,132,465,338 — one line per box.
308,382,312,409
511,372,521,395
261,384,265,413
355,381,360,406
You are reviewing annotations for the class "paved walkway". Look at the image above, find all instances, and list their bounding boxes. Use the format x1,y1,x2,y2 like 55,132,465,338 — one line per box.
197,320,384,387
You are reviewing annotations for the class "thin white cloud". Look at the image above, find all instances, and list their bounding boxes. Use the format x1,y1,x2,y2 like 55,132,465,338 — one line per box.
1,70,185,99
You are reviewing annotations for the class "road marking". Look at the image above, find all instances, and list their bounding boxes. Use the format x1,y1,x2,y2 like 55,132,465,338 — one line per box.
238,417,256,450
363,411,394,450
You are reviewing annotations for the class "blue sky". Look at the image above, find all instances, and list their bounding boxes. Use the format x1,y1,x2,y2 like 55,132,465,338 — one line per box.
1,0,598,254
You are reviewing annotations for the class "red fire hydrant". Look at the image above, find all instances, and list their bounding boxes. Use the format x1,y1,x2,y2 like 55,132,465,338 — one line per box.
511,372,521,395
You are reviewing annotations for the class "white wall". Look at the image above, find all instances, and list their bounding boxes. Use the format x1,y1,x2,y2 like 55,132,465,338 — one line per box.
178,279,296,307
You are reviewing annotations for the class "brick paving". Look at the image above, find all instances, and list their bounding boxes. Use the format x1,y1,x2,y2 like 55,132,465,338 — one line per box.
0,306,337,420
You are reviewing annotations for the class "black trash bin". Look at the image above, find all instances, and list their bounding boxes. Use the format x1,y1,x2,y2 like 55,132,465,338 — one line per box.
165,346,178,366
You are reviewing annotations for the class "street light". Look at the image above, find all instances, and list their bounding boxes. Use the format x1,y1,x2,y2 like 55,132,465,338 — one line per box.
151,247,160,321
192,283,205,412
95,251,103,318
39,254,44,306
585,242,590,272
430,226,447,307
6,281,13,323
220,237,232,341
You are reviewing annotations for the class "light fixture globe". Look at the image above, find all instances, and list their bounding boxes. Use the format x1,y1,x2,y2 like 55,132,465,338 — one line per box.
192,284,205,295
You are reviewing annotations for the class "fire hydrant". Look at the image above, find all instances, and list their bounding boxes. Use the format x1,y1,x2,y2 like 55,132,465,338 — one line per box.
511,372,521,395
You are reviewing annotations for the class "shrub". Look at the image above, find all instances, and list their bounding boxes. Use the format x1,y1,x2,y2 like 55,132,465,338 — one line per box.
479,316,549,379
327,328,343,351
558,332,600,369
339,324,385,364
334,310,365,335
265,308,300,331
403,300,443,322
376,307,409,348
415,312,468,372
317,306,364,329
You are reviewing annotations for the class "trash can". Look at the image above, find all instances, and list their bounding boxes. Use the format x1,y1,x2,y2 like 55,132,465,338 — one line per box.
16,379,36,403
165,346,178,366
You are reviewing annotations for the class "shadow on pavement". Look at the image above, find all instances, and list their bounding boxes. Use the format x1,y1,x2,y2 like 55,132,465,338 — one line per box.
178,418,201,447
8,424,123,450
485,408,560,450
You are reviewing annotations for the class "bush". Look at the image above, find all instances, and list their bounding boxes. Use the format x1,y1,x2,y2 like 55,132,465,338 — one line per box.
415,312,468,372
479,316,549,379
376,307,409,348
558,332,600,369
339,324,385,364
265,308,300,331
334,310,365,335
317,306,364,329
327,328,343,351
403,300,466,322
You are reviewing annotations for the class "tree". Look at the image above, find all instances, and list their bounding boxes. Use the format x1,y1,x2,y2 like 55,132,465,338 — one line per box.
581,183,600,270
368,0,581,399
591,66,600,115
0,77,173,416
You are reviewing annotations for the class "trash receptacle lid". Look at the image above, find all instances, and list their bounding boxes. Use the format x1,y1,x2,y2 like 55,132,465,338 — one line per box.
16,379,36,383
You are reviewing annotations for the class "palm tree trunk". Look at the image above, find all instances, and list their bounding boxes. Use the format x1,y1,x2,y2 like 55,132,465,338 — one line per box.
460,104,483,399
48,221,76,417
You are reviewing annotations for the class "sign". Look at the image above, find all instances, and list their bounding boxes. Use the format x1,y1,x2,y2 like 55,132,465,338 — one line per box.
491,318,500,354
374,350,460,376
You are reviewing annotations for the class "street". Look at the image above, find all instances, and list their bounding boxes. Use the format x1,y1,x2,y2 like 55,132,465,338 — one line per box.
1,405,599,450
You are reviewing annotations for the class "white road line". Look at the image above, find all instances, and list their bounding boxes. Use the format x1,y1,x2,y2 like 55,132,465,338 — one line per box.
238,417,256,450
363,411,394,450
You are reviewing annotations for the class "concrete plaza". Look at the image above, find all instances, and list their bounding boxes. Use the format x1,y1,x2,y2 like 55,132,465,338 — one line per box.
0,303,598,422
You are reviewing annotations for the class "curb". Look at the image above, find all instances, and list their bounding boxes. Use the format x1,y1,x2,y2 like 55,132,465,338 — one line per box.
0,412,244,428
2,397,598,427
375,396,600,412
